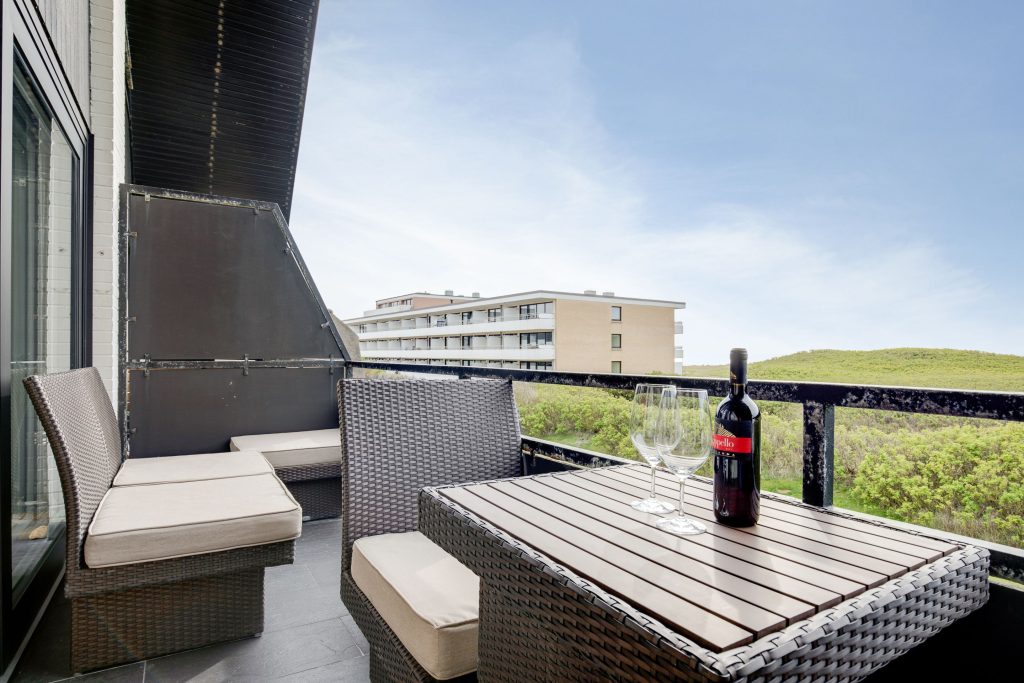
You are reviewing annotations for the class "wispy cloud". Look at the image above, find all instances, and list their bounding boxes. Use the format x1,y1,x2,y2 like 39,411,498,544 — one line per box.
291,19,1022,364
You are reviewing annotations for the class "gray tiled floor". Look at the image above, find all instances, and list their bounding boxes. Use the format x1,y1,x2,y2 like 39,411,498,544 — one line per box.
11,519,370,682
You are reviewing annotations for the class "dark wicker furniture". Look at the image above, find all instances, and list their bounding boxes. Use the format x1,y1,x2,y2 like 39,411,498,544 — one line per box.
24,368,296,673
338,378,522,682
420,464,990,683
277,462,342,520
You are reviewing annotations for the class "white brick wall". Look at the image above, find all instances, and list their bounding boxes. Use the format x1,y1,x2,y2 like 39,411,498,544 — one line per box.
89,0,126,399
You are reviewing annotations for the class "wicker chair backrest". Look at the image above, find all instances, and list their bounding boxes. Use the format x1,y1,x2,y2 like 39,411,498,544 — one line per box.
23,368,123,568
338,378,522,566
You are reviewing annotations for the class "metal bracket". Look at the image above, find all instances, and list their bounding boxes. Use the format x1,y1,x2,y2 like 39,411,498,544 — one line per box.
144,193,151,203
142,354,151,378
242,353,250,376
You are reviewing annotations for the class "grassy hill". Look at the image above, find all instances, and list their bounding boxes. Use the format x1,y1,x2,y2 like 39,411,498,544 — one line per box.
680,348,1024,392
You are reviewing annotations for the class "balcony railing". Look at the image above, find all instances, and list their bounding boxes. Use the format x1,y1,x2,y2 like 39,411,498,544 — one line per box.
344,358,1024,581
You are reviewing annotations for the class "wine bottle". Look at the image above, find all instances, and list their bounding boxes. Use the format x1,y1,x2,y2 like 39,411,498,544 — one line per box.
713,348,761,526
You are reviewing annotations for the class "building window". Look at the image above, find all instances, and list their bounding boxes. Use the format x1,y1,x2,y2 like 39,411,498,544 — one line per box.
611,334,622,349
461,311,473,324
518,301,553,319
520,362,553,370
519,331,552,348
611,361,622,374
461,360,471,367
461,335,472,349
611,306,621,321
487,307,501,322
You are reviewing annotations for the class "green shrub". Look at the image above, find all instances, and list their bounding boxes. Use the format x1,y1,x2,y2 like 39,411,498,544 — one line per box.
853,423,1024,546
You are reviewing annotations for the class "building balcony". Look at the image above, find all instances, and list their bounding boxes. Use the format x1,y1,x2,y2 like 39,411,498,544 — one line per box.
355,314,555,341
361,346,555,362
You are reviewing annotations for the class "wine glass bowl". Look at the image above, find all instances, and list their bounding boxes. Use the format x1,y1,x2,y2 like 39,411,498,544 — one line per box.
655,387,713,535
628,384,675,514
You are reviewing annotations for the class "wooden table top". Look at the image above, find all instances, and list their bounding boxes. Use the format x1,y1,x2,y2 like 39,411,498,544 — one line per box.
437,464,960,653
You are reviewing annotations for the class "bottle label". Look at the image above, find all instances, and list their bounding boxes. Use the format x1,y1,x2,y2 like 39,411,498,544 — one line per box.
713,429,752,455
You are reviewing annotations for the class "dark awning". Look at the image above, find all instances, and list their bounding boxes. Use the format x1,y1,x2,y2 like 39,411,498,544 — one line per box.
126,0,319,218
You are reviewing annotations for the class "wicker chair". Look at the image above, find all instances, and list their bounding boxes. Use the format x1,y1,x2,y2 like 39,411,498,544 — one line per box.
338,378,522,682
24,368,297,673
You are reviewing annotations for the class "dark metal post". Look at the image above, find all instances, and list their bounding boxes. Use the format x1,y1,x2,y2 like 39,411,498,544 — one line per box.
802,401,835,507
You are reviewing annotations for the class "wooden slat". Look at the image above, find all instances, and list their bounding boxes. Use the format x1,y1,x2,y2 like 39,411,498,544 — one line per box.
619,468,931,567
442,487,756,651
536,475,864,598
595,469,914,578
465,485,787,635
641,466,954,558
639,465,956,554
571,471,888,587
513,477,843,609
493,482,817,623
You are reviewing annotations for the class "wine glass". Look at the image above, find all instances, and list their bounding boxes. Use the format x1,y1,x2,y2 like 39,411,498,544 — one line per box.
628,384,675,513
654,387,713,535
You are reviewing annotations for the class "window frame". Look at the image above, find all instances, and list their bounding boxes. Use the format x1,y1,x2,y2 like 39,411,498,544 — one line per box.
611,333,622,349
611,305,622,322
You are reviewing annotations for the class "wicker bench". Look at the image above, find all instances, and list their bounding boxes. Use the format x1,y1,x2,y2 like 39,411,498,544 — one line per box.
24,368,303,673
230,428,341,520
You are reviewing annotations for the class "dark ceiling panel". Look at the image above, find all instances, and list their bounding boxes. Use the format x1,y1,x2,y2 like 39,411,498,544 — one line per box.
126,0,319,218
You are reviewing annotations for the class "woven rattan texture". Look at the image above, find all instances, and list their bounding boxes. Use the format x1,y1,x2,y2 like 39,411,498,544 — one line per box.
71,568,264,672
24,369,120,569
24,368,297,673
338,378,522,682
420,483,990,683
276,462,342,520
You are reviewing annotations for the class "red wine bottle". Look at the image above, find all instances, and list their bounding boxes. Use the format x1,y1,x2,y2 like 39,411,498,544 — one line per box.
713,348,761,526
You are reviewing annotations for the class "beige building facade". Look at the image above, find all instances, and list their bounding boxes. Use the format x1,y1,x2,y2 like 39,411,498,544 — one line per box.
344,290,684,374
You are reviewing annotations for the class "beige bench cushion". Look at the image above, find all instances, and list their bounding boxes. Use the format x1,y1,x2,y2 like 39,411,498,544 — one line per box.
229,429,340,469
351,531,478,680
112,450,273,486
85,474,301,568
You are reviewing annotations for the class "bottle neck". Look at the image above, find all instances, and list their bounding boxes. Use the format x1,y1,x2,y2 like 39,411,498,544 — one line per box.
730,382,746,398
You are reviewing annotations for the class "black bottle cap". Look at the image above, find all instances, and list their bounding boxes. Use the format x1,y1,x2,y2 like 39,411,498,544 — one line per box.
730,348,748,385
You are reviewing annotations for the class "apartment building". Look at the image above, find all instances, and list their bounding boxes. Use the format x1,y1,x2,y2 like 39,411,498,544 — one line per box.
344,290,685,374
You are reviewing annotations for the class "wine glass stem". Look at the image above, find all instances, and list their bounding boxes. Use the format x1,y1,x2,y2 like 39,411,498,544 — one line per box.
650,464,658,499
678,476,687,515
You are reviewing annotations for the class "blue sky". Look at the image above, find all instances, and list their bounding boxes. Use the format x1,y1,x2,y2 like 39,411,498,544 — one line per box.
291,1,1024,364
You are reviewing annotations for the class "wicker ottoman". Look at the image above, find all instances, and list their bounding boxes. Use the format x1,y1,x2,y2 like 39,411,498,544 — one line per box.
230,429,341,520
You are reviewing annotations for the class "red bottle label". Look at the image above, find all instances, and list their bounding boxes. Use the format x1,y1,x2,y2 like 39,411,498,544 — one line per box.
713,434,753,454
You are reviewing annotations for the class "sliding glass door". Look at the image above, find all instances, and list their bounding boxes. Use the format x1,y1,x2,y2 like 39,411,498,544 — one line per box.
8,58,76,603
1,14,91,668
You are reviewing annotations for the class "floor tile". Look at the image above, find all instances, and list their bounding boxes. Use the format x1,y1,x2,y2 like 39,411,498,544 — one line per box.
143,618,361,682
277,654,370,682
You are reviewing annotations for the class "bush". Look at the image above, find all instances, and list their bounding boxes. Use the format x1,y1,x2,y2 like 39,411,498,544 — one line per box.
853,423,1024,546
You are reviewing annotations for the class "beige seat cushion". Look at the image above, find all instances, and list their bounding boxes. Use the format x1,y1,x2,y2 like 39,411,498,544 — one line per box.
230,429,340,468
351,531,478,680
85,474,301,568
112,450,273,486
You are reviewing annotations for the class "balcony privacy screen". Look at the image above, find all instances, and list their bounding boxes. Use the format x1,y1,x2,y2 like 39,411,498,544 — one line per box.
120,186,347,458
